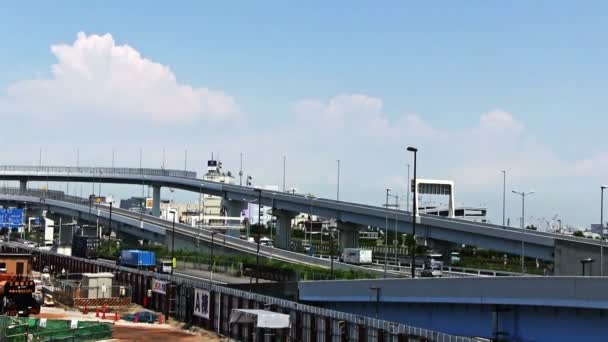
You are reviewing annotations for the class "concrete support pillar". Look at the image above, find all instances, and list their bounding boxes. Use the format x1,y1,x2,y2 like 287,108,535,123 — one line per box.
273,209,297,250
19,180,27,192
152,185,161,217
224,199,247,218
337,221,360,249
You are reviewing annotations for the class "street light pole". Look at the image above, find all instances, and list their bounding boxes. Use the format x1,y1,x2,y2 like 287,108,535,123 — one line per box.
108,201,113,254
394,194,399,267
336,160,340,201
171,213,176,278
407,147,418,279
256,188,262,284
406,164,410,212
384,188,390,277
601,185,607,276
502,170,506,226
239,153,244,186
282,155,286,192
512,190,535,273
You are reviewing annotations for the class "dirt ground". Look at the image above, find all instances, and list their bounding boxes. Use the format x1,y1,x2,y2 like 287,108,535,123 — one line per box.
33,307,226,342
112,325,221,341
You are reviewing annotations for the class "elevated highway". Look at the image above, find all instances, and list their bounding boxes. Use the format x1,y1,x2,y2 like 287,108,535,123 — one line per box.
0,188,384,276
0,165,604,275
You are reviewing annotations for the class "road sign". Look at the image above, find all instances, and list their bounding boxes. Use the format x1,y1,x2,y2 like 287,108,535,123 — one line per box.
0,208,23,228
193,288,210,319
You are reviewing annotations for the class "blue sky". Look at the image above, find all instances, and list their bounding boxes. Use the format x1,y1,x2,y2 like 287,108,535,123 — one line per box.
1,2,608,228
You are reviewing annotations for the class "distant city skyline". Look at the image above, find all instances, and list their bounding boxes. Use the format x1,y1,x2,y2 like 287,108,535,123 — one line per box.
2,2,608,227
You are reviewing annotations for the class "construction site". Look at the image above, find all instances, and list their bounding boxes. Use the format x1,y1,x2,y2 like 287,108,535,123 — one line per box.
0,251,226,341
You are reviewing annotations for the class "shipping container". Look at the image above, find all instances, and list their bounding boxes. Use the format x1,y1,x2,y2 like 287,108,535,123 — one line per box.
72,236,99,259
119,250,156,270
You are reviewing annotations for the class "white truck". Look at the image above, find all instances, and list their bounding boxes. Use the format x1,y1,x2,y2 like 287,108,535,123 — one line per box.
340,248,373,265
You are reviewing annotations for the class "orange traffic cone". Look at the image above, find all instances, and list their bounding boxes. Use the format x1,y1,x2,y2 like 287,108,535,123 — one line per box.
83,306,88,315
158,314,164,324
95,307,99,318
101,307,107,320
114,312,119,321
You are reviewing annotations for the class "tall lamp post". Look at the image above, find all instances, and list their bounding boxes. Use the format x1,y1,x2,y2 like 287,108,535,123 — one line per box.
386,193,400,268
502,171,506,226
108,201,113,254
255,188,262,284
336,160,341,201
407,146,418,279
171,213,176,278
601,185,607,276
384,188,390,277
282,155,286,192
512,190,535,273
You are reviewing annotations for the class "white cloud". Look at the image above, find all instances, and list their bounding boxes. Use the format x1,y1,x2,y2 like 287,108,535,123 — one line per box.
1,32,239,123
478,109,524,133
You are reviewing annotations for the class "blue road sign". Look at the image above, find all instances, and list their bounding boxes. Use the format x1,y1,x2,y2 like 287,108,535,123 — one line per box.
0,208,23,228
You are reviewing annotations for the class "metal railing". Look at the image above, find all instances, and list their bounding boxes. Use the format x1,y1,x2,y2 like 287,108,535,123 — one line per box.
0,165,196,179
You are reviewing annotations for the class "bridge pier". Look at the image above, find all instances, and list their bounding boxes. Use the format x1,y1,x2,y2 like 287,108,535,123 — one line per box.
152,185,161,217
224,199,247,218
19,180,27,192
338,221,361,249
273,209,297,250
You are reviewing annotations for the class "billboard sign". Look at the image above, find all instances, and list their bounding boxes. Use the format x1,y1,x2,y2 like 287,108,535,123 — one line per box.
193,288,210,319
151,279,167,294
145,198,153,209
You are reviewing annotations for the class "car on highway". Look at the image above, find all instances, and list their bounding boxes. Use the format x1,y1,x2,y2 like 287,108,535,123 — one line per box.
421,265,443,277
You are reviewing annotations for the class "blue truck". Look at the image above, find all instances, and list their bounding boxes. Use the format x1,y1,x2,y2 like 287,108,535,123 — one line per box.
117,250,156,270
